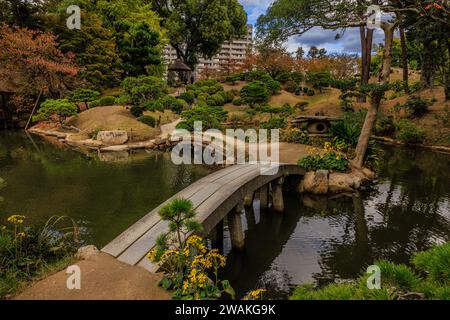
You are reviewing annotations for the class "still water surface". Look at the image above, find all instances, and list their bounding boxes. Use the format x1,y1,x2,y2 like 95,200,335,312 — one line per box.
1,132,449,298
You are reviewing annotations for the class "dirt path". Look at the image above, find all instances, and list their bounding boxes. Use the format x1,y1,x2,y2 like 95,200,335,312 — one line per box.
14,253,170,300
159,118,181,139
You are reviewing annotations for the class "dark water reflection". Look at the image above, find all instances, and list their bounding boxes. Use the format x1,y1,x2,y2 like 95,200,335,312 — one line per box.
220,146,450,299
0,131,214,247
1,132,449,299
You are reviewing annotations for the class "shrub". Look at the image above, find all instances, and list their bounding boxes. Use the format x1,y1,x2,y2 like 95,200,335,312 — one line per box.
434,106,450,126
177,106,228,131
225,74,241,84
298,143,349,172
280,128,309,144
143,100,164,112
285,80,298,93
403,96,431,118
306,71,332,92
98,96,116,106
291,243,450,300
232,98,243,106
260,74,281,94
70,89,100,109
410,81,423,93
306,88,315,96
376,115,395,136
223,90,235,104
130,106,144,118
179,92,195,104
0,215,79,298
159,96,188,114
138,115,157,128
295,101,309,111
330,121,361,146
122,76,167,106
33,99,78,125
260,117,287,130
209,93,226,106
240,81,270,105
395,120,426,144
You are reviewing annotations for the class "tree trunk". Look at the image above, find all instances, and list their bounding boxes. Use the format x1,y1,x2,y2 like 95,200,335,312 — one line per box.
380,23,395,83
358,27,374,102
352,94,382,168
399,27,409,93
352,22,396,169
420,41,435,89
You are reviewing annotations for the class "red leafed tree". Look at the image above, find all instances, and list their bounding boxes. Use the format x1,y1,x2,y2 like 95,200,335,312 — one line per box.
241,48,295,79
0,24,79,112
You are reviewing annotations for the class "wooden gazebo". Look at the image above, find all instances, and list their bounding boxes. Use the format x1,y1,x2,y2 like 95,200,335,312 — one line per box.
168,60,192,86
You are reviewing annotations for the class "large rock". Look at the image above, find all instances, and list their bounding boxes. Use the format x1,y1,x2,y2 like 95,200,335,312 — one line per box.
328,173,356,193
97,130,128,145
75,245,99,260
299,170,329,194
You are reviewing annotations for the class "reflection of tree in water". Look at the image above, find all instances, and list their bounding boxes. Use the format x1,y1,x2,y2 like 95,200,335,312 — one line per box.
312,146,450,285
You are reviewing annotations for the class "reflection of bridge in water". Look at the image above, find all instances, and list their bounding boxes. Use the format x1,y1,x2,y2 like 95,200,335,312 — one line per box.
102,164,305,272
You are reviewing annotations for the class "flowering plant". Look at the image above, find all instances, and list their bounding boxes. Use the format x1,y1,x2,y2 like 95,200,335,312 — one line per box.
148,198,235,300
298,142,349,172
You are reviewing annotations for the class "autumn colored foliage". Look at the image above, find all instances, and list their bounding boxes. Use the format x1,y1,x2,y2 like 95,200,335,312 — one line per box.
0,24,78,111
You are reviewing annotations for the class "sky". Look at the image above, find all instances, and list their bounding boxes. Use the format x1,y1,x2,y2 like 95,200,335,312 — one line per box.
239,0,384,55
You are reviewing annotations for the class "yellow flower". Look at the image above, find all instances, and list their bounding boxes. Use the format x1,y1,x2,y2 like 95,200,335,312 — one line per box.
7,215,26,225
17,232,26,238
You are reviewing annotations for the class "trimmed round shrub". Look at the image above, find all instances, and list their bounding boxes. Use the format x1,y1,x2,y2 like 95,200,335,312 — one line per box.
285,81,298,93
240,81,270,105
403,96,431,118
306,89,315,96
208,93,225,106
33,99,78,124
232,98,243,106
98,96,116,106
130,106,144,117
143,100,164,112
179,91,195,104
295,101,309,111
138,115,157,128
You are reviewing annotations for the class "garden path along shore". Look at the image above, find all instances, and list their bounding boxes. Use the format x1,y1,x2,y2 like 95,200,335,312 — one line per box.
14,252,170,300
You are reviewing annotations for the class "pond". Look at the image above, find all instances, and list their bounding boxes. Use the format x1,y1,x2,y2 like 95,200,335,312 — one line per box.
0,131,215,247
1,131,449,299
220,145,450,298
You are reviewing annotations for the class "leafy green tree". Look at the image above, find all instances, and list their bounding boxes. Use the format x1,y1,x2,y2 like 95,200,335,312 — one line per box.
115,20,163,77
45,10,123,88
33,99,78,125
240,81,271,105
151,0,247,70
122,76,167,106
70,89,100,110
306,71,333,93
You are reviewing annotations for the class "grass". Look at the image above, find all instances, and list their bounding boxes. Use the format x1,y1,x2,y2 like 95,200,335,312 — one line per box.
291,242,450,300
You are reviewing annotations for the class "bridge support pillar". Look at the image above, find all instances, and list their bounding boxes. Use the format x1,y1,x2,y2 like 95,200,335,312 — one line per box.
244,191,255,207
259,184,269,209
228,206,245,250
210,220,224,252
271,177,285,212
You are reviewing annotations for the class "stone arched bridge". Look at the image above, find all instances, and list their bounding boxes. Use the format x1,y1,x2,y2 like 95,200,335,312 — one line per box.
102,163,306,272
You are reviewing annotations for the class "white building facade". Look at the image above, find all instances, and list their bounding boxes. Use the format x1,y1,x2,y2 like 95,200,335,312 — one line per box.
164,25,253,79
